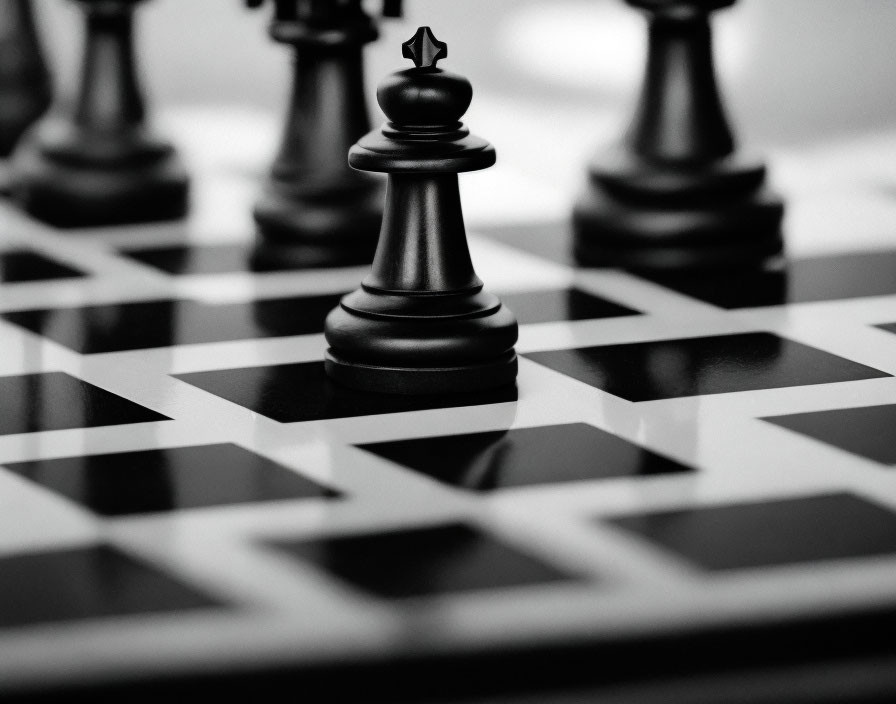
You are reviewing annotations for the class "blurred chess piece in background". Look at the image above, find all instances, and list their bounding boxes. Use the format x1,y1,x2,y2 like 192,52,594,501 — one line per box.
572,0,784,271
0,0,51,187
247,0,403,269
9,0,188,228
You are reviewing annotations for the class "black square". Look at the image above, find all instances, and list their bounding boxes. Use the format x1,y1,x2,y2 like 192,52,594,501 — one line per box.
2,294,345,353
175,361,518,423
358,423,691,491
0,372,169,435
476,222,574,266
608,493,896,571
0,250,86,283
763,404,896,465
268,523,577,598
3,443,339,516
640,251,896,309
501,288,639,325
524,333,889,401
0,545,223,629
121,243,303,275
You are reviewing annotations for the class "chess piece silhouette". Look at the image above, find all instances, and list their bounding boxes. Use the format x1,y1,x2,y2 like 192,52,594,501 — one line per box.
325,27,518,394
247,0,402,267
573,0,784,270
10,0,188,228
0,0,51,159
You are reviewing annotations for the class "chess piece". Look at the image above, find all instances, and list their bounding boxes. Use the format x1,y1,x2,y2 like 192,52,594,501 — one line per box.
10,0,188,228
247,0,402,268
324,27,518,395
573,0,784,270
0,0,51,158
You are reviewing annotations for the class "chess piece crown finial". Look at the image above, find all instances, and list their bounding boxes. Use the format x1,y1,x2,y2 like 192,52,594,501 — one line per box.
378,27,469,130
401,26,447,69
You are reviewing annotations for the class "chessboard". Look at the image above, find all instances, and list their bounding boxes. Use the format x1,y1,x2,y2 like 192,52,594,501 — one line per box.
2,99,896,702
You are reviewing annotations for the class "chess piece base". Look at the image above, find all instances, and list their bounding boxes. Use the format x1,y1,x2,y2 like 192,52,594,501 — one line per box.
250,237,370,271
0,87,51,157
573,150,784,270
253,176,383,267
325,349,518,395
11,133,188,228
324,284,518,395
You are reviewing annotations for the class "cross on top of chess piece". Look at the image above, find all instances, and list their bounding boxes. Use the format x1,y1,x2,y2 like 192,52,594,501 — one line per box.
401,26,447,69
626,0,736,14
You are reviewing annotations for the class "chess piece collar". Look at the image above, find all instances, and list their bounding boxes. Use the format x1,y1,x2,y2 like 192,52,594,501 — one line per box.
350,27,494,173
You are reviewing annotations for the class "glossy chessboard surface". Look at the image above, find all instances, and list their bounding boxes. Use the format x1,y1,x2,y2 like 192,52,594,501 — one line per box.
3,107,896,703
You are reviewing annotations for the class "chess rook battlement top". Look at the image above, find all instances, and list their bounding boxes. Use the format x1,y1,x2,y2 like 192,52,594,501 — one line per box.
75,0,146,17
246,0,401,47
350,27,495,174
626,0,736,17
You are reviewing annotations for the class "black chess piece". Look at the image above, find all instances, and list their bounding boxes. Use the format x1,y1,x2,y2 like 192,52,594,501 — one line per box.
10,0,188,228
247,0,402,268
324,27,518,395
0,0,51,159
573,0,784,270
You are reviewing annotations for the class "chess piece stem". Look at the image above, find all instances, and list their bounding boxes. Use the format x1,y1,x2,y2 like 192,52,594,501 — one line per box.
366,174,479,293
0,0,51,157
76,4,145,130
249,0,388,268
10,0,188,228
573,0,783,270
628,4,733,162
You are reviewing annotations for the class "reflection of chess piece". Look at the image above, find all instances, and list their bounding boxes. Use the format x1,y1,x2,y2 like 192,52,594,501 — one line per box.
573,0,784,270
10,0,188,227
0,0,51,158
247,0,402,268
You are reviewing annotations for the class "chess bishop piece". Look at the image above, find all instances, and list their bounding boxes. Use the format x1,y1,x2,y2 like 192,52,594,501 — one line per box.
324,27,518,394
247,0,402,268
573,0,784,270
0,0,51,159
10,0,188,228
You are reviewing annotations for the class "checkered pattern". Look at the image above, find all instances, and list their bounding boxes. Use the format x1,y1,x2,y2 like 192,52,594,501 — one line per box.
1,106,896,697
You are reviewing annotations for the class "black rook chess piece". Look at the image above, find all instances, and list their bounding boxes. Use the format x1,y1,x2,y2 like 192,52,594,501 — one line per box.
0,0,51,159
324,27,518,395
10,0,188,228
573,0,784,270
247,0,402,268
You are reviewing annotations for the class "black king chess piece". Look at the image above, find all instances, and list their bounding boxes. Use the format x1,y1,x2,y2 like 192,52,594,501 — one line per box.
247,0,402,268
0,0,51,160
324,27,518,395
573,0,784,270
10,0,188,228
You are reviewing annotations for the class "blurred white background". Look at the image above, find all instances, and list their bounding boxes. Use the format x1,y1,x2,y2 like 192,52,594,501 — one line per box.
31,0,896,148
